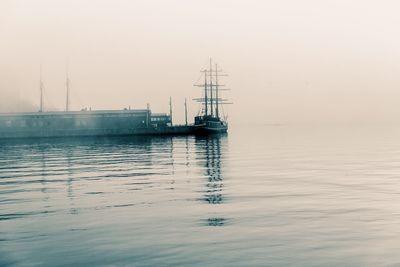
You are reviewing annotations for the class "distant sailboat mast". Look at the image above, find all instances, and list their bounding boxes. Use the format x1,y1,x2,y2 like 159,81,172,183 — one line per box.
184,97,188,126
66,66,70,112
215,63,219,119
204,69,208,116
209,58,214,117
169,96,173,126
39,65,44,112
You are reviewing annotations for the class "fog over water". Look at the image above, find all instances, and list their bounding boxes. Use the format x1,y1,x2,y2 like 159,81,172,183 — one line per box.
1,0,400,124
3,2,400,266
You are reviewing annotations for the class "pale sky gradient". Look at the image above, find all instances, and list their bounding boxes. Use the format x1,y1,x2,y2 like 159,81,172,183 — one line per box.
1,0,400,124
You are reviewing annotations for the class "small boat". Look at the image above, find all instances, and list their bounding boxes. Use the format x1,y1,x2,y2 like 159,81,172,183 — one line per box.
193,59,231,135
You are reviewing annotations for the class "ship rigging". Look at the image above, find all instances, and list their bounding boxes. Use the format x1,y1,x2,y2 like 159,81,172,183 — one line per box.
193,59,232,134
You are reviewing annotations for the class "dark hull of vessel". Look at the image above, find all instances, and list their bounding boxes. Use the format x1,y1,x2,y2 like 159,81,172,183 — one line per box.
193,115,228,135
194,124,228,135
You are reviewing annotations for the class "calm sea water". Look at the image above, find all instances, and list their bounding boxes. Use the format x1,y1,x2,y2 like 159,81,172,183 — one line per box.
2,124,400,266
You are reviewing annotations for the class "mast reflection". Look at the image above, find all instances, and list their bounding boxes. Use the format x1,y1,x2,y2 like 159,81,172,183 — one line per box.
195,134,227,226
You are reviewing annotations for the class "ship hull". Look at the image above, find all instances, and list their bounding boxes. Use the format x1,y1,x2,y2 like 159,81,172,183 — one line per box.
194,124,228,135
193,115,228,135
195,127,227,135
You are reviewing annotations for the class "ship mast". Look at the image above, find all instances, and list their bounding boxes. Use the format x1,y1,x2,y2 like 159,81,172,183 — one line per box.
204,69,208,116
66,66,70,112
184,98,188,126
209,58,214,117
169,96,173,126
215,63,219,119
194,60,231,118
39,65,44,112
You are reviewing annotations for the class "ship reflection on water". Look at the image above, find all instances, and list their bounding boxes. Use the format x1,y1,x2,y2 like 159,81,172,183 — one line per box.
4,125,400,266
0,134,233,266
195,134,229,226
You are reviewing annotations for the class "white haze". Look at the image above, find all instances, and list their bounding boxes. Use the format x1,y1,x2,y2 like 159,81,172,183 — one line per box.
1,0,400,124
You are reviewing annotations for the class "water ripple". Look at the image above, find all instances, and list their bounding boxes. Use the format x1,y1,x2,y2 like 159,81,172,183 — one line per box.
3,126,400,266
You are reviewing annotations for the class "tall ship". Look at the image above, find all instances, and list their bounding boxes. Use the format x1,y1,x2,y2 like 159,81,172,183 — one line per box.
193,59,231,134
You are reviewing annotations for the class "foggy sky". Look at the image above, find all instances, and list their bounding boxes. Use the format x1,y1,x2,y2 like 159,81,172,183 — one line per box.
1,0,400,124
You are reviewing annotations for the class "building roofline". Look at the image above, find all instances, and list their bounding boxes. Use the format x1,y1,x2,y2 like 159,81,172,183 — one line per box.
0,109,150,117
